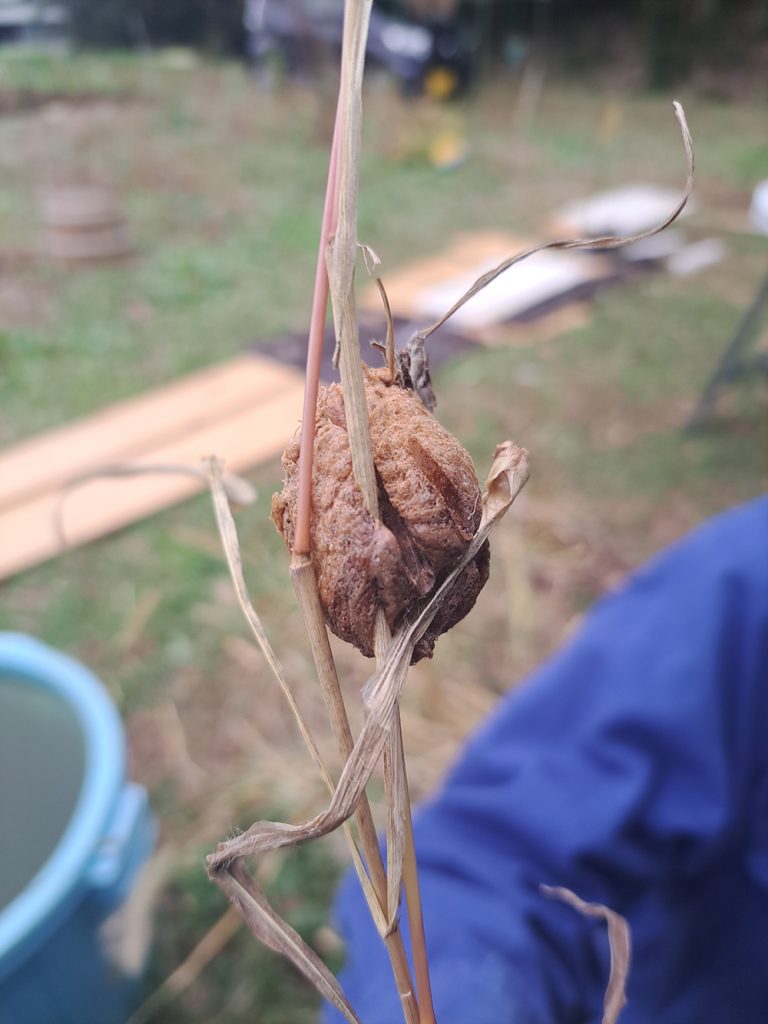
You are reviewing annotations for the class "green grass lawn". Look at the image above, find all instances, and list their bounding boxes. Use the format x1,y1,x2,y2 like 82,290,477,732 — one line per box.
1,49,767,1022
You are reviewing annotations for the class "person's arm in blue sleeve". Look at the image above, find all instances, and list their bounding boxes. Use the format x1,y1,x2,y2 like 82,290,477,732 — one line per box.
322,497,768,1024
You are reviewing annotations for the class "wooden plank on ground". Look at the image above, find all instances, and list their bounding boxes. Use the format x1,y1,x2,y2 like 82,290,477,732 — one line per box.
0,354,302,511
473,302,592,347
0,383,303,581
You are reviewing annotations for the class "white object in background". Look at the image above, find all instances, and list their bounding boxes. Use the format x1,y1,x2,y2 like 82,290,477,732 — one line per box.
418,250,607,330
558,184,696,238
620,228,686,263
666,238,727,277
750,180,768,236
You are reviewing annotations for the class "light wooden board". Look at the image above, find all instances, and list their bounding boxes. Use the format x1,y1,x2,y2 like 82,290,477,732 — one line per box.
0,354,301,511
474,302,592,348
0,356,304,580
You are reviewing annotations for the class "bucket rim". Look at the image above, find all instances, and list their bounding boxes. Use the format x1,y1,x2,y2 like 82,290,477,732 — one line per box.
0,633,125,966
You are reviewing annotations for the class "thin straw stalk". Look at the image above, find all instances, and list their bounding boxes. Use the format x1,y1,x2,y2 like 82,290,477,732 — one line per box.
326,0,379,511
290,7,419,1016
376,622,436,1024
541,886,631,1024
127,907,241,1024
325,1,436,1018
291,553,420,1024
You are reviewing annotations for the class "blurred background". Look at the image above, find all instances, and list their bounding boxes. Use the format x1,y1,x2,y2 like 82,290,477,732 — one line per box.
1,1,767,1022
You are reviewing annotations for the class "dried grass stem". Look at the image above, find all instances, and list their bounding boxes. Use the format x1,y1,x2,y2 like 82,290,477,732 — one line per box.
324,2,436,1017
291,552,420,1023
295,97,342,556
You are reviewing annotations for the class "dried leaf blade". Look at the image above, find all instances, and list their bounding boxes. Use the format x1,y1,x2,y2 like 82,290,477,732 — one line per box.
483,442,531,524
384,722,407,929
541,885,631,1024
219,862,362,1024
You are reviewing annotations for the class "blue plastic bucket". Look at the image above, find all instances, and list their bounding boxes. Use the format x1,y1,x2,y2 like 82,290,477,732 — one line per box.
0,634,156,1024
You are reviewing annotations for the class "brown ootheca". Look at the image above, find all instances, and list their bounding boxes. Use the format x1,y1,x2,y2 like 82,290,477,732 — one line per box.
272,364,489,662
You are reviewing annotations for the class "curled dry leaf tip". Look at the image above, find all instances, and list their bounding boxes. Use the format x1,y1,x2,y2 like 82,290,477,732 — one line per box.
484,442,531,522
541,885,631,1024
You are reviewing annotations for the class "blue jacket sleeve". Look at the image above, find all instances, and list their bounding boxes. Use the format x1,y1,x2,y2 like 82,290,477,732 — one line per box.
323,497,768,1024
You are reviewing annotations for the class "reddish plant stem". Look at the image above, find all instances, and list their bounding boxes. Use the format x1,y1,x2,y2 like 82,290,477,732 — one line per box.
294,98,342,556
